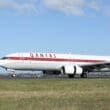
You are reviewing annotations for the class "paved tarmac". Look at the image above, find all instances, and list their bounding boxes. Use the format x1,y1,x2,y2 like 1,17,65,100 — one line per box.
0,72,110,79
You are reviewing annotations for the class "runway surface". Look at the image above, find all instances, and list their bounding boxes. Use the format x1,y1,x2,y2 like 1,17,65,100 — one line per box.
0,72,110,79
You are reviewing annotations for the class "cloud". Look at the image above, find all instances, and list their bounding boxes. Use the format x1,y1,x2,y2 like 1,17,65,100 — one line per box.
88,0,101,11
0,0,110,16
43,0,103,16
0,0,38,14
104,6,110,16
43,0,86,16
100,1,110,16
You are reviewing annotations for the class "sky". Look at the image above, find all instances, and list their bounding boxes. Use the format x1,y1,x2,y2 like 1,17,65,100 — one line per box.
0,0,110,57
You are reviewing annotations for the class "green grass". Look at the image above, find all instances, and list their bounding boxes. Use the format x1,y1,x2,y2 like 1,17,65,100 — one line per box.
0,79,110,110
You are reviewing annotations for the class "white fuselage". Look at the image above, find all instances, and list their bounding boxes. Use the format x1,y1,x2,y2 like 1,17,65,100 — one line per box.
0,52,110,71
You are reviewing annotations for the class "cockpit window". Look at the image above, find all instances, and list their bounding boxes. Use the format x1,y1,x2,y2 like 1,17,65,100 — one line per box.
1,57,8,60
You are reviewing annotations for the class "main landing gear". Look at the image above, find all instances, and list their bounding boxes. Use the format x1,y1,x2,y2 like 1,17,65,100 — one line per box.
80,72,88,78
68,72,88,78
11,73,16,78
6,69,16,78
68,74,75,78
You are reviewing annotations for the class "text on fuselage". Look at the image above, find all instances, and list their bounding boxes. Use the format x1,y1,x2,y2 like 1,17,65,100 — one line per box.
30,53,56,58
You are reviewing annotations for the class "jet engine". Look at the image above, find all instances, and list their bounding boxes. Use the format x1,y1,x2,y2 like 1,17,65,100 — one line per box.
61,65,83,75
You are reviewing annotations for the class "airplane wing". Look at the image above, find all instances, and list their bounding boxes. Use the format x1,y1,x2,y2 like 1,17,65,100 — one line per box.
81,62,110,72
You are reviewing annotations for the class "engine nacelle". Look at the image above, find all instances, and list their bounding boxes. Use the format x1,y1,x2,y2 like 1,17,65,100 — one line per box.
75,65,83,75
62,65,83,75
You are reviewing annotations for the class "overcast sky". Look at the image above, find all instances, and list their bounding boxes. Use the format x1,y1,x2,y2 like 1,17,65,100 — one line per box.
0,0,110,57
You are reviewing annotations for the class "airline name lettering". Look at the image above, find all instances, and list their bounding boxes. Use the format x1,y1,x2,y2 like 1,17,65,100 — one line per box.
30,53,56,58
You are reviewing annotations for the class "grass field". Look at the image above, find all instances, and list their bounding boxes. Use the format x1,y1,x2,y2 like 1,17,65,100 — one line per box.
0,78,110,110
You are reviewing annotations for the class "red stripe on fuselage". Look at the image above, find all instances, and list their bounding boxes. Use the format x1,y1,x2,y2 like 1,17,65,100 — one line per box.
8,57,105,63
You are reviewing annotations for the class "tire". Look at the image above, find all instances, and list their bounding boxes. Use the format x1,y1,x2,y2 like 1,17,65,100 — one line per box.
11,74,16,78
68,74,75,78
81,72,87,78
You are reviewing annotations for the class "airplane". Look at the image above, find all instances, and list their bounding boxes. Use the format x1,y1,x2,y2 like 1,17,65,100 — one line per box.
0,52,110,78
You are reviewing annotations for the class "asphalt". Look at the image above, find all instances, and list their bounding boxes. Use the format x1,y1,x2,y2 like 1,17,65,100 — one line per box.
0,72,110,79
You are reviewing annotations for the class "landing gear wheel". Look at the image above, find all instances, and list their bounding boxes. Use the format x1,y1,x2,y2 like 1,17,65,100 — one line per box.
81,72,87,78
11,74,16,78
68,74,75,78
